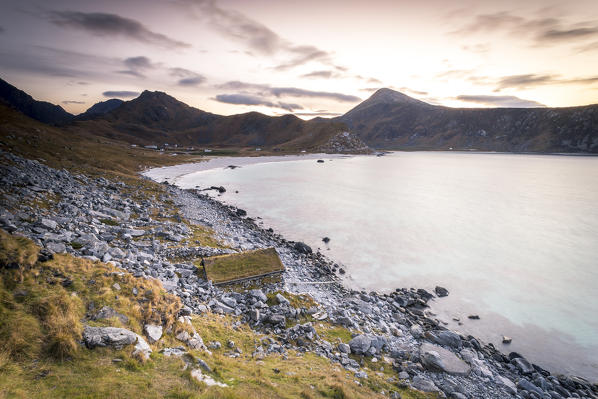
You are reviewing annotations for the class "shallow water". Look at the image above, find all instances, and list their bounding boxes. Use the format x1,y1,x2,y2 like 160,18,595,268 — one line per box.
147,152,598,380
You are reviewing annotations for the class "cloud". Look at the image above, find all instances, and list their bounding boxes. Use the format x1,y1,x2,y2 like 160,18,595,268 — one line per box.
214,93,302,112
169,67,205,86
47,11,190,48
456,95,546,108
0,26,4,34
576,41,598,52
0,45,119,78
301,70,336,79
178,77,204,86
62,100,85,105
180,0,331,70
496,74,557,90
293,111,342,117
216,81,360,102
453,11,598,46
270,87,360,102
273,45,331,71
117,56,156,77
493,73,598,90
103,90,139,98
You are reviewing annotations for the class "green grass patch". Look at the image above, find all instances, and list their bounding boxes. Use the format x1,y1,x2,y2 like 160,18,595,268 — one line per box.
100,218,119,226
203,248,285,285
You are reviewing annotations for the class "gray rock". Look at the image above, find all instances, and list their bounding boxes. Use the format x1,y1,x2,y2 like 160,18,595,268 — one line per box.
249,289,267,303
349,335,371,355
435,286,449,297
40,218,58,230
338,343,351,354
275,293,290,306
83,326,137,349
188,333,206,350
266,314,285,325
133,334,152,360
161,347,187,357
92,306,129,324
220,296,237,308
293,241,312,254
511,357,534,375
497,375,517,395
197,358,212,372
420,343,471,375
517,379,544,396
46,242,66,253
249,308,260,322
411,375,439,392
410,324,424,338
355,371,368,379
433,330,462,349
176,331,191,343
144,324,163,344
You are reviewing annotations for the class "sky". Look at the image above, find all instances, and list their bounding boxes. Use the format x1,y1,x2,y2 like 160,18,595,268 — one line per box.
1,0,598,118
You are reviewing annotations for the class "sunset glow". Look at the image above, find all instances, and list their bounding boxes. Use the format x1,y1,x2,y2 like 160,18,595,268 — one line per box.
1,0,597,117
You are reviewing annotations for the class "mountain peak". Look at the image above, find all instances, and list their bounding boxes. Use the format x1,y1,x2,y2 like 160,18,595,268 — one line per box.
367,88,428,106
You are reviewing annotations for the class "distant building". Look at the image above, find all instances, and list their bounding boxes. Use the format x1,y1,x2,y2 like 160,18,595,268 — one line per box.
144,145,158,149
131,144,137,147
204,149,212,153
255,148,262,151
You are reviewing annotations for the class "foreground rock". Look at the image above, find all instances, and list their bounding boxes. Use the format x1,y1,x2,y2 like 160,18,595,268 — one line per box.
420,343,471,376
83,326,152,359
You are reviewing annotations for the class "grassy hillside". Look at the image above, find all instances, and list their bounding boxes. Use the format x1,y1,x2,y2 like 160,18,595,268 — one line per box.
0,104,202,179
0,231,432,399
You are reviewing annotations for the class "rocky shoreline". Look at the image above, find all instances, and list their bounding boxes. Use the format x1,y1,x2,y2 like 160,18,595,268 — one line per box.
1,149,597,399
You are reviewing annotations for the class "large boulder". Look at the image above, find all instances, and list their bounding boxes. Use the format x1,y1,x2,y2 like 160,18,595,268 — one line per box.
420,343,470,376
83,326,137,349
348,335,372,355
83,326,151,359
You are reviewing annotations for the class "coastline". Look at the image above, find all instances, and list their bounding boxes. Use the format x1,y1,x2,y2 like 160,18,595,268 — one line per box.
146,156,598,387
1,149,596,398
144,153,598,383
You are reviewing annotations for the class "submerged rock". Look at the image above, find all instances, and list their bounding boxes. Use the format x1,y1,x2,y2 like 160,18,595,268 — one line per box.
435,286,449,297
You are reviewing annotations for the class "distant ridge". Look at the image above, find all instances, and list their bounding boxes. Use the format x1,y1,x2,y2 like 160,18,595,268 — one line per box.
337,88,598,153
0,77,73,125
77,99,124,119
1,77,596,153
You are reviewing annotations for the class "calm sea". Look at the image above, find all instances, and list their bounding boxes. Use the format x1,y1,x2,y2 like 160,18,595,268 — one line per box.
146,152,598,380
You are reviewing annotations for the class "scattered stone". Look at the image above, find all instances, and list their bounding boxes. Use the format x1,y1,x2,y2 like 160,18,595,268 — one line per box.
349,335,371,355
467,315,480,320
144,324,163,344
434,286,449,297
411,375,439,393
502,336,512,344
293,241,312,254
191,369,227,387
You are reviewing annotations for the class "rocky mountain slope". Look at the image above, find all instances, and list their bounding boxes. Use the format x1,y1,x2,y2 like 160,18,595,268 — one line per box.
77,98,124,119
338,88,598,153
2,77,596,153
0,77,73,125
71,90,348,150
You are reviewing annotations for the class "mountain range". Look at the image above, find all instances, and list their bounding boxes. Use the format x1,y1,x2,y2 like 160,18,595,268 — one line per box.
0,77,596,153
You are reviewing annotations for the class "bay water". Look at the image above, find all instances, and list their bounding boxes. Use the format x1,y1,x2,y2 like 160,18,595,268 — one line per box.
146,152,598,380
